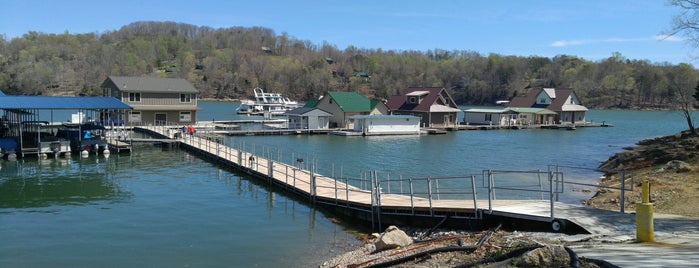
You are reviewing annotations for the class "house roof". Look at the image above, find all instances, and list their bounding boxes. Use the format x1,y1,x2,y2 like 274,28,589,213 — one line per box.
284,107,332,116
304,99,320,108
387,87,458,112
0,96,132,109
105,76,199,93
508,89,539,107
128,104,201,111
327,92,373,112
508,88,586,112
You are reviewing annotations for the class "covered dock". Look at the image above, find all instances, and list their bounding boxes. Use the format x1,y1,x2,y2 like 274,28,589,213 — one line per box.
0,93,132,158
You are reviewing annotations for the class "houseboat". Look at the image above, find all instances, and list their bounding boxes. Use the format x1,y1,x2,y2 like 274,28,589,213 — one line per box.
236,87,300,116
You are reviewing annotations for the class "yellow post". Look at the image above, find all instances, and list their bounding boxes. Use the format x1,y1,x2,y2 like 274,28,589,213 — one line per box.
636,181,654,242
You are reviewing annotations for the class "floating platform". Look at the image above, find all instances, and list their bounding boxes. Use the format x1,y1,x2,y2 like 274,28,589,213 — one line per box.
132,125,667,235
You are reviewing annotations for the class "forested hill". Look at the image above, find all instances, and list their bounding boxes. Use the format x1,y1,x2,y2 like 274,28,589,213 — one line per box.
0,21,697,108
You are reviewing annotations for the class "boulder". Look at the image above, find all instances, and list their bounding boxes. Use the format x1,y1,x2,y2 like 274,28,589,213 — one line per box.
374,226,413,251
667,160,692,173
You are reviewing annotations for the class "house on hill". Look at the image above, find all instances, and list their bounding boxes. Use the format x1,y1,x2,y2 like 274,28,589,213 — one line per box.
508,88,588,124
102,76,200,125
386,87,461,128
312,92,388,129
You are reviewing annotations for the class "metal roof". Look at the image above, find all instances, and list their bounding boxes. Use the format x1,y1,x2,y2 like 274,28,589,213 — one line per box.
327,92,373,112
464,108,511,113
0,90,5,96
0,96,132,109
351,115,419,119
506,107,557,114
105,76,198,93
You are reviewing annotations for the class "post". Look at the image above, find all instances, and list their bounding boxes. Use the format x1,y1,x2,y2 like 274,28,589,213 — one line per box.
549,171,555,220
620,170,626,213
636,181,654,242
427,177,433,216
268,160,274,179
310,163,316,203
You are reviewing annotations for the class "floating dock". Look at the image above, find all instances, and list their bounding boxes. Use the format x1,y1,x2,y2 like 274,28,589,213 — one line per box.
135,125,638,234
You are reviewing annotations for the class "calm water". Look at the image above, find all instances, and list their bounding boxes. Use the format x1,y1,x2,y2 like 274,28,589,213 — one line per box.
2,101,693,267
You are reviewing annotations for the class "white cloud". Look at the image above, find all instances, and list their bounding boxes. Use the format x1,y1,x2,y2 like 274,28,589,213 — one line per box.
551,35,683,47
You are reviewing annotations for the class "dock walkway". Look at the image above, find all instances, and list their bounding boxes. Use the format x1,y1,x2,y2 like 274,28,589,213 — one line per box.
134,126,693,235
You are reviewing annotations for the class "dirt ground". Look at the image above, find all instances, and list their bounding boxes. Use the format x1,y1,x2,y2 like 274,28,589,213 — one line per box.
583,158,699,218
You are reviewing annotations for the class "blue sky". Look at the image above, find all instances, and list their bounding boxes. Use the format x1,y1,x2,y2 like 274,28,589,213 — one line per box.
0,0,693,64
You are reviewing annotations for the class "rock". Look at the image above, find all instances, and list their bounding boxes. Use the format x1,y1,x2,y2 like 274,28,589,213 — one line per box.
374,226,413,251
512,245,571,267
667,160,692,173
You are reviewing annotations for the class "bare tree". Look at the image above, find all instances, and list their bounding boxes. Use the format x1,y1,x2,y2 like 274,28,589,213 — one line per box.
666,1,699,134
667,0,699,49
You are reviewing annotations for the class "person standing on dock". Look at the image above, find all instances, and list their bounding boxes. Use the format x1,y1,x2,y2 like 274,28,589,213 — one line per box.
187,125,195,136
248,155,255,167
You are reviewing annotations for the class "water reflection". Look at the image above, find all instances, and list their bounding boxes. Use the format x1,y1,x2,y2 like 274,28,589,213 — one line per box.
0,155,131,210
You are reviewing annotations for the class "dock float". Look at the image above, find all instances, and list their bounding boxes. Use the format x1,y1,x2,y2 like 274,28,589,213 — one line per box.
135,125,635,234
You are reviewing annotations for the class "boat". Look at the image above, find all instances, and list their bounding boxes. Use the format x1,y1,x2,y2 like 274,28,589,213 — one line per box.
236,87,301,116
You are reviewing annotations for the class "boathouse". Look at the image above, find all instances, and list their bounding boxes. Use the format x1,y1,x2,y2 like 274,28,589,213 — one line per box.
386,87,461,128
101,76,200,125
508,88,588,124
284,107,333,130
463,108,517,126
351,115,421,135
0,92,132,157
313,92,388,129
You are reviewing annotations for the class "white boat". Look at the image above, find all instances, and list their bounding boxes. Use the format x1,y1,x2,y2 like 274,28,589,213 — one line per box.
237,87,301,116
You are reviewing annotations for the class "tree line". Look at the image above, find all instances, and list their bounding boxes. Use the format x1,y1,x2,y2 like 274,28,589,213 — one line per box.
0,21,697,109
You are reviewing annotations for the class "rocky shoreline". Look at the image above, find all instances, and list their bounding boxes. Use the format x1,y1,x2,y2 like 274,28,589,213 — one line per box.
598,130,699,171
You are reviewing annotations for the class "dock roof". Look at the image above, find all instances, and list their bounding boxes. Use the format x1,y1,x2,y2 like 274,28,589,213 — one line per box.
0,96,132,109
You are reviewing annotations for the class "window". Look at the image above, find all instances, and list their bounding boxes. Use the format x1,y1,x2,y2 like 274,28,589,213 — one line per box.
179,111,192,122
129,92,141,102
485,113,492,121
408,96,418,104
180,93,192,103
129,111,142,123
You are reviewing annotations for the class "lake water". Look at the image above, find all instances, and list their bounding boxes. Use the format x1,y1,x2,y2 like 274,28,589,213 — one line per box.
1,101,693,267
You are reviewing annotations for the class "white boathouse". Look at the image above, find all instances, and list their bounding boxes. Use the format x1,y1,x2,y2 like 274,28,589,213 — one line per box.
351,115,421,135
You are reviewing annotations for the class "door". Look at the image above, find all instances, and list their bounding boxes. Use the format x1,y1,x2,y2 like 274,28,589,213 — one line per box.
155,113,167,125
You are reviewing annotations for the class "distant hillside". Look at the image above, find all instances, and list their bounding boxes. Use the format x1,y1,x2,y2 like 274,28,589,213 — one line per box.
0,21,696,108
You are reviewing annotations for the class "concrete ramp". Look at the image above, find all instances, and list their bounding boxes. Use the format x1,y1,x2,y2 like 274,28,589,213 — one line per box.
485,201,635,234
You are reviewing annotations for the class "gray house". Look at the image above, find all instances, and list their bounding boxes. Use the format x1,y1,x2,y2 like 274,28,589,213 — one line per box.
102,76,200,125
284,107,332,129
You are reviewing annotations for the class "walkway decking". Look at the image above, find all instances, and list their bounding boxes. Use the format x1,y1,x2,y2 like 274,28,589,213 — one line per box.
135,125,635,234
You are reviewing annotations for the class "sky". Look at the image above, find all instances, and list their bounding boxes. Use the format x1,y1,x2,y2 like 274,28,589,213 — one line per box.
0,0,695,65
